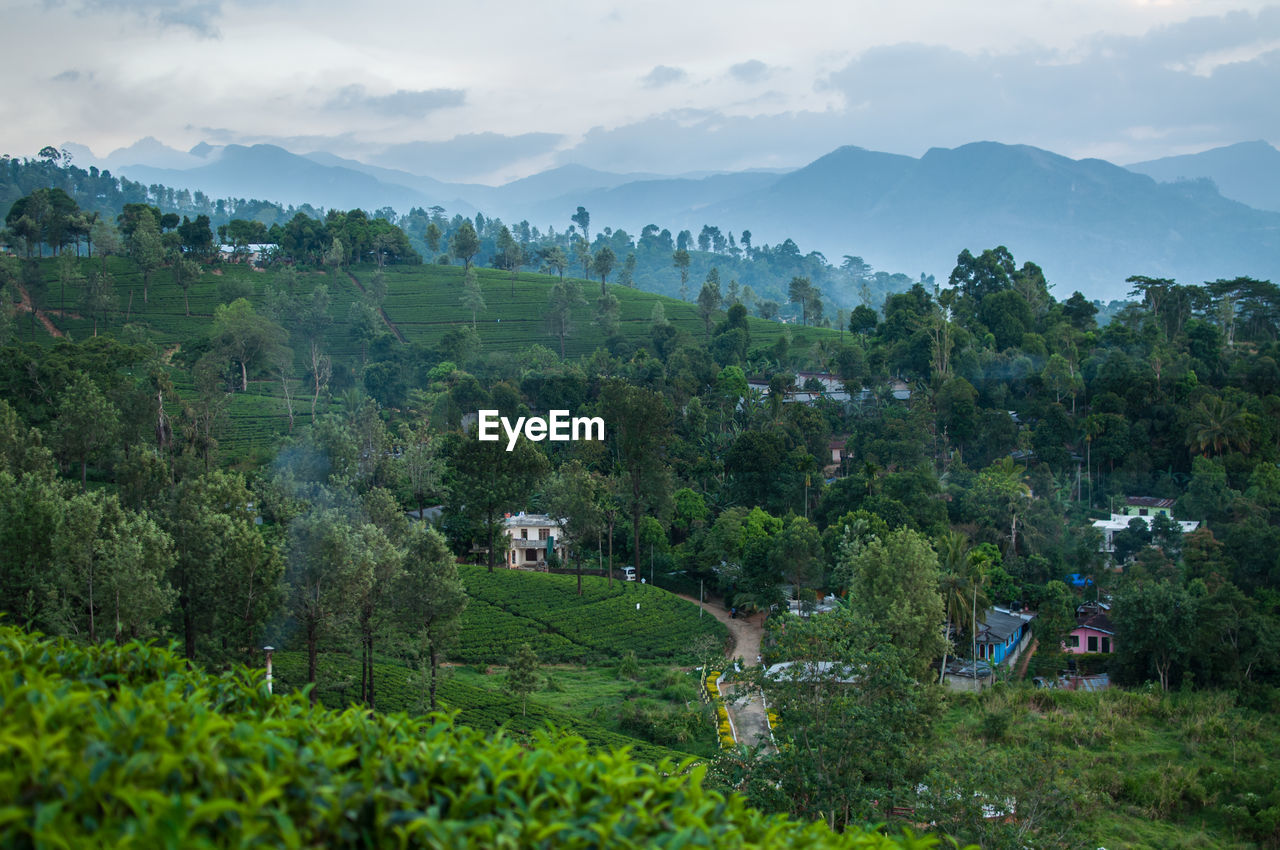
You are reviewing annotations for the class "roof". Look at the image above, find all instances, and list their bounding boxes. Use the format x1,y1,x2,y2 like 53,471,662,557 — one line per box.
503,512,564,529
1126,496,1176,508
976,607,1035,644
1074,613,1114,635
764,660,860,684
1092,514,1199,533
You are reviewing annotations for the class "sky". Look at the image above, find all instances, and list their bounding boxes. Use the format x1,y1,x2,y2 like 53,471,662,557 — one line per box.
2,0,1278,184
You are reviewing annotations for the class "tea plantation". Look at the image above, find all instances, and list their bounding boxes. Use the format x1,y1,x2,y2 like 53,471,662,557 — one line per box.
0,625,940,849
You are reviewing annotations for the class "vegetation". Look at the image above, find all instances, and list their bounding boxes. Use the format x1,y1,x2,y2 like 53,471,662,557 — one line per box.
4,163,1280,846
0,625,939,849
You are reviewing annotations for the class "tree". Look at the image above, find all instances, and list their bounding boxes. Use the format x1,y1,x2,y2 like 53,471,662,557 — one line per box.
394,524,467,709
749,606,939,829
697,276,722,338
55,249,82,316
449,220,480,270
286,507,366,701
570,206,590,243
1113,576,1195,690
51,490,175,643
672,249,691,299
843,527,947,681
52,372,120,491
424,221,442,257
460,267,486,328
547,279,585,358
397,423,446,515
788,276,813,325
172,256,200,316
128,215,164,304
449,431,549,572
603,380,673,579
163,470,282,663
211,299,289,392
351,520,402,709
592,246,616,294
543,460,605,596
80,268,115,336
595,292,620,337
542,245,568,281
506,642,542,716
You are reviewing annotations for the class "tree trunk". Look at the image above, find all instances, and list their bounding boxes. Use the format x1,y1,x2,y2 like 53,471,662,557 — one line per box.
487,510,496,572
241,360,248,393
307,620,319,706
939,606,952,685
429,645,439,710
607,516,614,588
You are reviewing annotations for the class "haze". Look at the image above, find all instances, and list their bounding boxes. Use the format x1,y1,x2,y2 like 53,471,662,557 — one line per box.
2,0,1278,184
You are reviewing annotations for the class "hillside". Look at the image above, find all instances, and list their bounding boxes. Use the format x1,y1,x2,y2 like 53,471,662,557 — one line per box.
1127,140,1280,214
9,256,836,463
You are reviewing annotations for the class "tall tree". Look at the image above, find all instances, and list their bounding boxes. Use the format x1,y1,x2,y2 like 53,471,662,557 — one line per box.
211,299,289,393
449,431,549,572
52,373,120,491
603,380,673,578
844,526,947,681
570,206,590,244
547,279,585,358
543,460,605,596
394,524,467,709
449,220,480,270
592,246,616,295
460,267,486,328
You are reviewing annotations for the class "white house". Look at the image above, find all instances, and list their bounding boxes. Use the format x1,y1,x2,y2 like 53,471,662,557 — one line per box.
503,512,568,569
1091,513,1200,554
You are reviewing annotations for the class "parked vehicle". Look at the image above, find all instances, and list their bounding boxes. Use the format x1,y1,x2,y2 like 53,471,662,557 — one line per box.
622,566,637,581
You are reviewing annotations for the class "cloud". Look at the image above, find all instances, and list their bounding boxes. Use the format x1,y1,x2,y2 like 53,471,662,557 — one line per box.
728,59,770,84
81,0,224,36
51,69,91,83
559,109,845,175
325,85,466,118
375,132,565,181
641,65,688,88
816,9,1280,160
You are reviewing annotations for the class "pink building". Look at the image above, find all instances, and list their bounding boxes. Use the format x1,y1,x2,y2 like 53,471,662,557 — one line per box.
1066,613,1114,655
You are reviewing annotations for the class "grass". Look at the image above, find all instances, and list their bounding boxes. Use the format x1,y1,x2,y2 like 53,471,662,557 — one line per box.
921,684,1280,849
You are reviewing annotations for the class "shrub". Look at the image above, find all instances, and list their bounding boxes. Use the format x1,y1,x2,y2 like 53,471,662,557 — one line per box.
0,625,936,849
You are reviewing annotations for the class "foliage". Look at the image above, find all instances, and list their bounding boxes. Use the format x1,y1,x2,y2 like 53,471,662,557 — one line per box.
0,625,940,849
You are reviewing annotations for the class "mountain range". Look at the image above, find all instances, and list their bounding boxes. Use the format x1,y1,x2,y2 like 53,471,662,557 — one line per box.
64,137,1280,301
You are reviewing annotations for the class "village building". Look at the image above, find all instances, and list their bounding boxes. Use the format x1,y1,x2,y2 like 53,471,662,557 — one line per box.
1067,612,1115,655
502,512,568,569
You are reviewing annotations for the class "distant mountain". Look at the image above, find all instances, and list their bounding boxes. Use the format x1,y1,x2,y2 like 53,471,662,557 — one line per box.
1127,141,1280,213
59,137,1280,299
108,144,447,212
692,142,1280,299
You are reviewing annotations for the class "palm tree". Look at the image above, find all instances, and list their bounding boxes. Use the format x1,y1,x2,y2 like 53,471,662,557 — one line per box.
936,531,973,684
1186,395,1250,457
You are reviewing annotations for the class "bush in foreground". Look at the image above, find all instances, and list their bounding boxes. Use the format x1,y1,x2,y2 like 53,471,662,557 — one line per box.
0,625,946,848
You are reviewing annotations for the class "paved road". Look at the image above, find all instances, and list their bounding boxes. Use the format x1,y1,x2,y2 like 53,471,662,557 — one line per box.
678,593,775,752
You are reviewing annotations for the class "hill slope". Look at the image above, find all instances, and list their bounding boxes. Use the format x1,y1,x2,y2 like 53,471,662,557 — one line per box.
1127,140,1280,213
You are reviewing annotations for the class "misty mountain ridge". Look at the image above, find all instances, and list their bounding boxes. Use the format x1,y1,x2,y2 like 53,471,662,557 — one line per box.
60,137,1280,300
1127,140,1280,213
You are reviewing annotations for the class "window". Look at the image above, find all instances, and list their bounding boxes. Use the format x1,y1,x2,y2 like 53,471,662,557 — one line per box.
1101,637,1111,653
539,528,549,540
525,548,536,561
1068,635,1080,648
1087,635,1099,653
521,529,528,539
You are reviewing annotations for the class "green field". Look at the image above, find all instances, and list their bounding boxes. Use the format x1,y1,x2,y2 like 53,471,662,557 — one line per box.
15,256,837,465
455,565,729,664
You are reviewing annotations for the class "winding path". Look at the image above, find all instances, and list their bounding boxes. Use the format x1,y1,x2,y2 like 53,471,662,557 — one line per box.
677,593,774,752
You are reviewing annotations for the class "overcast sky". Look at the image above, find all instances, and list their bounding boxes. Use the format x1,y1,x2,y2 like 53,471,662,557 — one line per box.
2,0,1277,183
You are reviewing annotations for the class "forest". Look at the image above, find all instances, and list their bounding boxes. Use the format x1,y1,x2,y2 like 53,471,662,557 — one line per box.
3,156,1280,848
